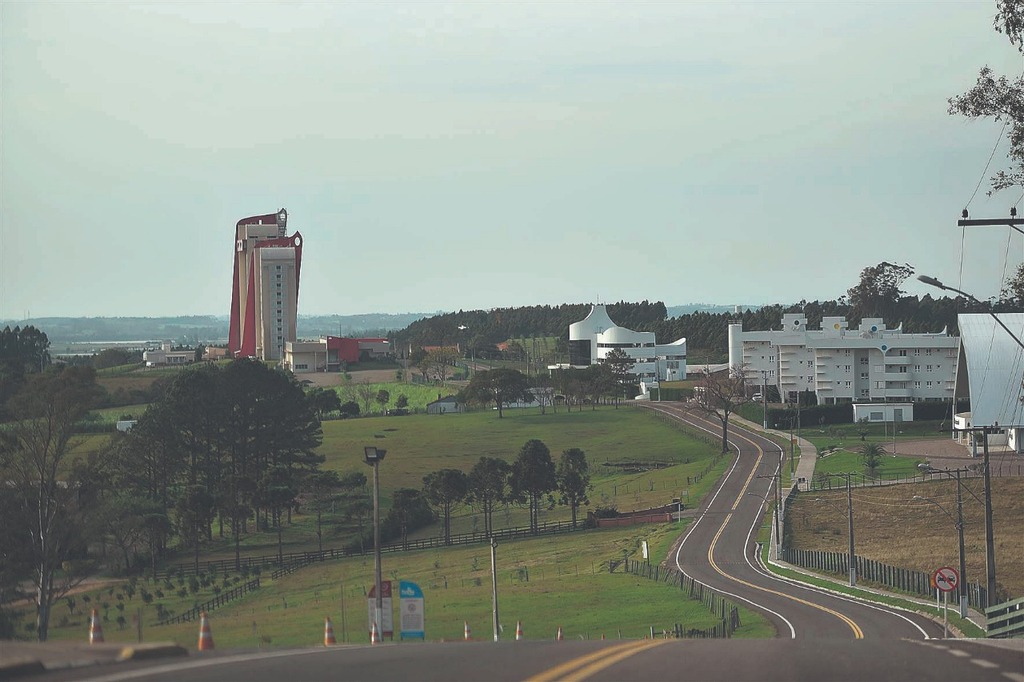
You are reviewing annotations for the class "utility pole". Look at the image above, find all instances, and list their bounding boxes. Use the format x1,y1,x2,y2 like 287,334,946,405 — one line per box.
955,469,968,618
982,427,997,606
846,474,856,586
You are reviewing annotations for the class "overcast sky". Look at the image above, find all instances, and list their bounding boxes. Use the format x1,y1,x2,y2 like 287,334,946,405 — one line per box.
3,1,1023,319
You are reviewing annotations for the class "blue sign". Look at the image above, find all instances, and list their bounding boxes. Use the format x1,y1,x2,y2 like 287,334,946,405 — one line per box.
399,581,425,640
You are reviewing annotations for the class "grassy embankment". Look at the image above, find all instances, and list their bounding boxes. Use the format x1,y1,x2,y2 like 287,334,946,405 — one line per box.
31,406,777,645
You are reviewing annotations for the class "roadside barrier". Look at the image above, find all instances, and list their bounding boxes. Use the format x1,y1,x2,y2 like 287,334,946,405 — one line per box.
197,612,214,651
88,609,104,644
324,617,337,646
464,621,472,640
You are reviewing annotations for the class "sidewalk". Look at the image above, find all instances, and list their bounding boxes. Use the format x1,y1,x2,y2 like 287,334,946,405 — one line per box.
0,640,187,679
730,413,818,492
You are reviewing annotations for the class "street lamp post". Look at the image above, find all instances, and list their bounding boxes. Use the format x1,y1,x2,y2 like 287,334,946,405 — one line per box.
916,274,1016,607
364,446,387,642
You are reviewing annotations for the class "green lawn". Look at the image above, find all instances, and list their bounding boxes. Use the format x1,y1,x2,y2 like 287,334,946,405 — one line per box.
29,523,772,646
812,449,925,482
181,406,722,562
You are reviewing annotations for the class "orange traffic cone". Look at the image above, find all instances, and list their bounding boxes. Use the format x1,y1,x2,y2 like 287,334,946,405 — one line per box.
88,609,104,644
324,617,337,646
464,621,472,641
370,620,380,644
515,621,524,641
197,612,214,651
556,626,564,641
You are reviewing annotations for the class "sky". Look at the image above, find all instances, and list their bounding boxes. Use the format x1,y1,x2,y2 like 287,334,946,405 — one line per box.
3,1,1024,319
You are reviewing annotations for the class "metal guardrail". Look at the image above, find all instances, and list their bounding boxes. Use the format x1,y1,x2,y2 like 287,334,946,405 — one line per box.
985,596,1024,638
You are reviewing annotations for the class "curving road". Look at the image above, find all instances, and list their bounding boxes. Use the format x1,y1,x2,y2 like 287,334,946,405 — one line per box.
642,401,946,640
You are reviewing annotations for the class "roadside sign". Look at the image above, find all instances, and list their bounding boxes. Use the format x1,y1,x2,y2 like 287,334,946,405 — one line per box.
399,581,425,640
933,566,959,593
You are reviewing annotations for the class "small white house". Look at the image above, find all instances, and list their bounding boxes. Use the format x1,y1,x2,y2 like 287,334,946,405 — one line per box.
853,403,914,424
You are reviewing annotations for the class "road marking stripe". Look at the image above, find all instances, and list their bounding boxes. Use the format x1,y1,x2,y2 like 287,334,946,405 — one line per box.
526,641,649,682
1001,671,1024,682
971,659,1000,669
947,648,970,657
555,640,668,682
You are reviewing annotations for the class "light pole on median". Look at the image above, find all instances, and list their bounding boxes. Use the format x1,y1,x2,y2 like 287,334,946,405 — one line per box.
364,445,387,642
912,489,968,619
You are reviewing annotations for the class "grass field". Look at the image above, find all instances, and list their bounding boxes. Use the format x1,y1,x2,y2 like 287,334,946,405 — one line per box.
786,477,1024,599
27,524,773,646
176,406,723,562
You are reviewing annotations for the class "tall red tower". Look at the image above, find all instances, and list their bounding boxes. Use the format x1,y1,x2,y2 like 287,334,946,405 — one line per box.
228,209,303,360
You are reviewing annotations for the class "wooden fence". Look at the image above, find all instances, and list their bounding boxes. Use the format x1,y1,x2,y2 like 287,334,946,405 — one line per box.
617,559,741,638
165,519,584,580
157,577,261,626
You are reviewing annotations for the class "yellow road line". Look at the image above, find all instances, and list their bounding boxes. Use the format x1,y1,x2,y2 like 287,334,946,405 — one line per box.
556,640,668,682
526,640,663,682
703,428,865,639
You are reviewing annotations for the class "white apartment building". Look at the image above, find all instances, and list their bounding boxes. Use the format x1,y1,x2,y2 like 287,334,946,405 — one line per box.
728,313,959,405
564,304,687,386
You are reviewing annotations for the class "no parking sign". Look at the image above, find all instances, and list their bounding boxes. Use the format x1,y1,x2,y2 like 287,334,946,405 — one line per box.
932,566,959,593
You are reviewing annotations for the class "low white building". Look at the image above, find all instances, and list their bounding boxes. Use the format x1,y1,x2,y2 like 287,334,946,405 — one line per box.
565,304,687,388
729,313,958,405
143,341,195,367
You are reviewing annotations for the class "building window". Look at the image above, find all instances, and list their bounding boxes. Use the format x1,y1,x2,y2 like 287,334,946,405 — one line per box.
914,349,921,356
914,381,921,388
899,366,907,373
927,381,933,387
860,357,868,365
898,349,907,356
926,349,933,356
860,372,868,379
845,365,851,372
926,365,933,372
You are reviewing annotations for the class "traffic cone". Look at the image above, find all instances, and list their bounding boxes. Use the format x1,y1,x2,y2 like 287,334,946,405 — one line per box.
197,612,214,651
370,621,380,644
88,609,104,644
556,626,564,641
515,621,524,641
464,621,472,641
324,617,337,646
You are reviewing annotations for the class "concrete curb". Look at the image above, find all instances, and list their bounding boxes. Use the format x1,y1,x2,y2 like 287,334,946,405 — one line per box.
0,659,45,681
116,643,189,661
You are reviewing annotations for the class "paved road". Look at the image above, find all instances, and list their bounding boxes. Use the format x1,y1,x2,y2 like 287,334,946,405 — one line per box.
32,638,1024,682
642,402,946,640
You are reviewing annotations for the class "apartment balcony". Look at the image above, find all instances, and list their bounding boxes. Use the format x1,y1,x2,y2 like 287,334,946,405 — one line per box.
884,356,912,365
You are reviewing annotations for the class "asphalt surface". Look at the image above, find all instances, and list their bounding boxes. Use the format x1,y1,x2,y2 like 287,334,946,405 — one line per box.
23,638,1024,682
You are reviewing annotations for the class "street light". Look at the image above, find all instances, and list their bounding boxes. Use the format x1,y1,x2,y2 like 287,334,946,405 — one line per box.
364,445,387,642
915,273,1017,607
912,491,968,619
816,472,856,586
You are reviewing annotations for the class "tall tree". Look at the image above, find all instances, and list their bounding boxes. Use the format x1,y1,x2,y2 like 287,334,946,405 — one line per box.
845,261,915,324
601,347,635,400
556,448,591,528
0,325,51,419
460,368,532,418
304,470,344,553
466,456,511,537
0,366,102,640
949,0,1024,193
510,439,557,534
422,468,469,545
692,365,750,454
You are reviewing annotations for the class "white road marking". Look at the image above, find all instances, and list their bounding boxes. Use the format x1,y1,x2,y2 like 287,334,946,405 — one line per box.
971,659,1000,669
